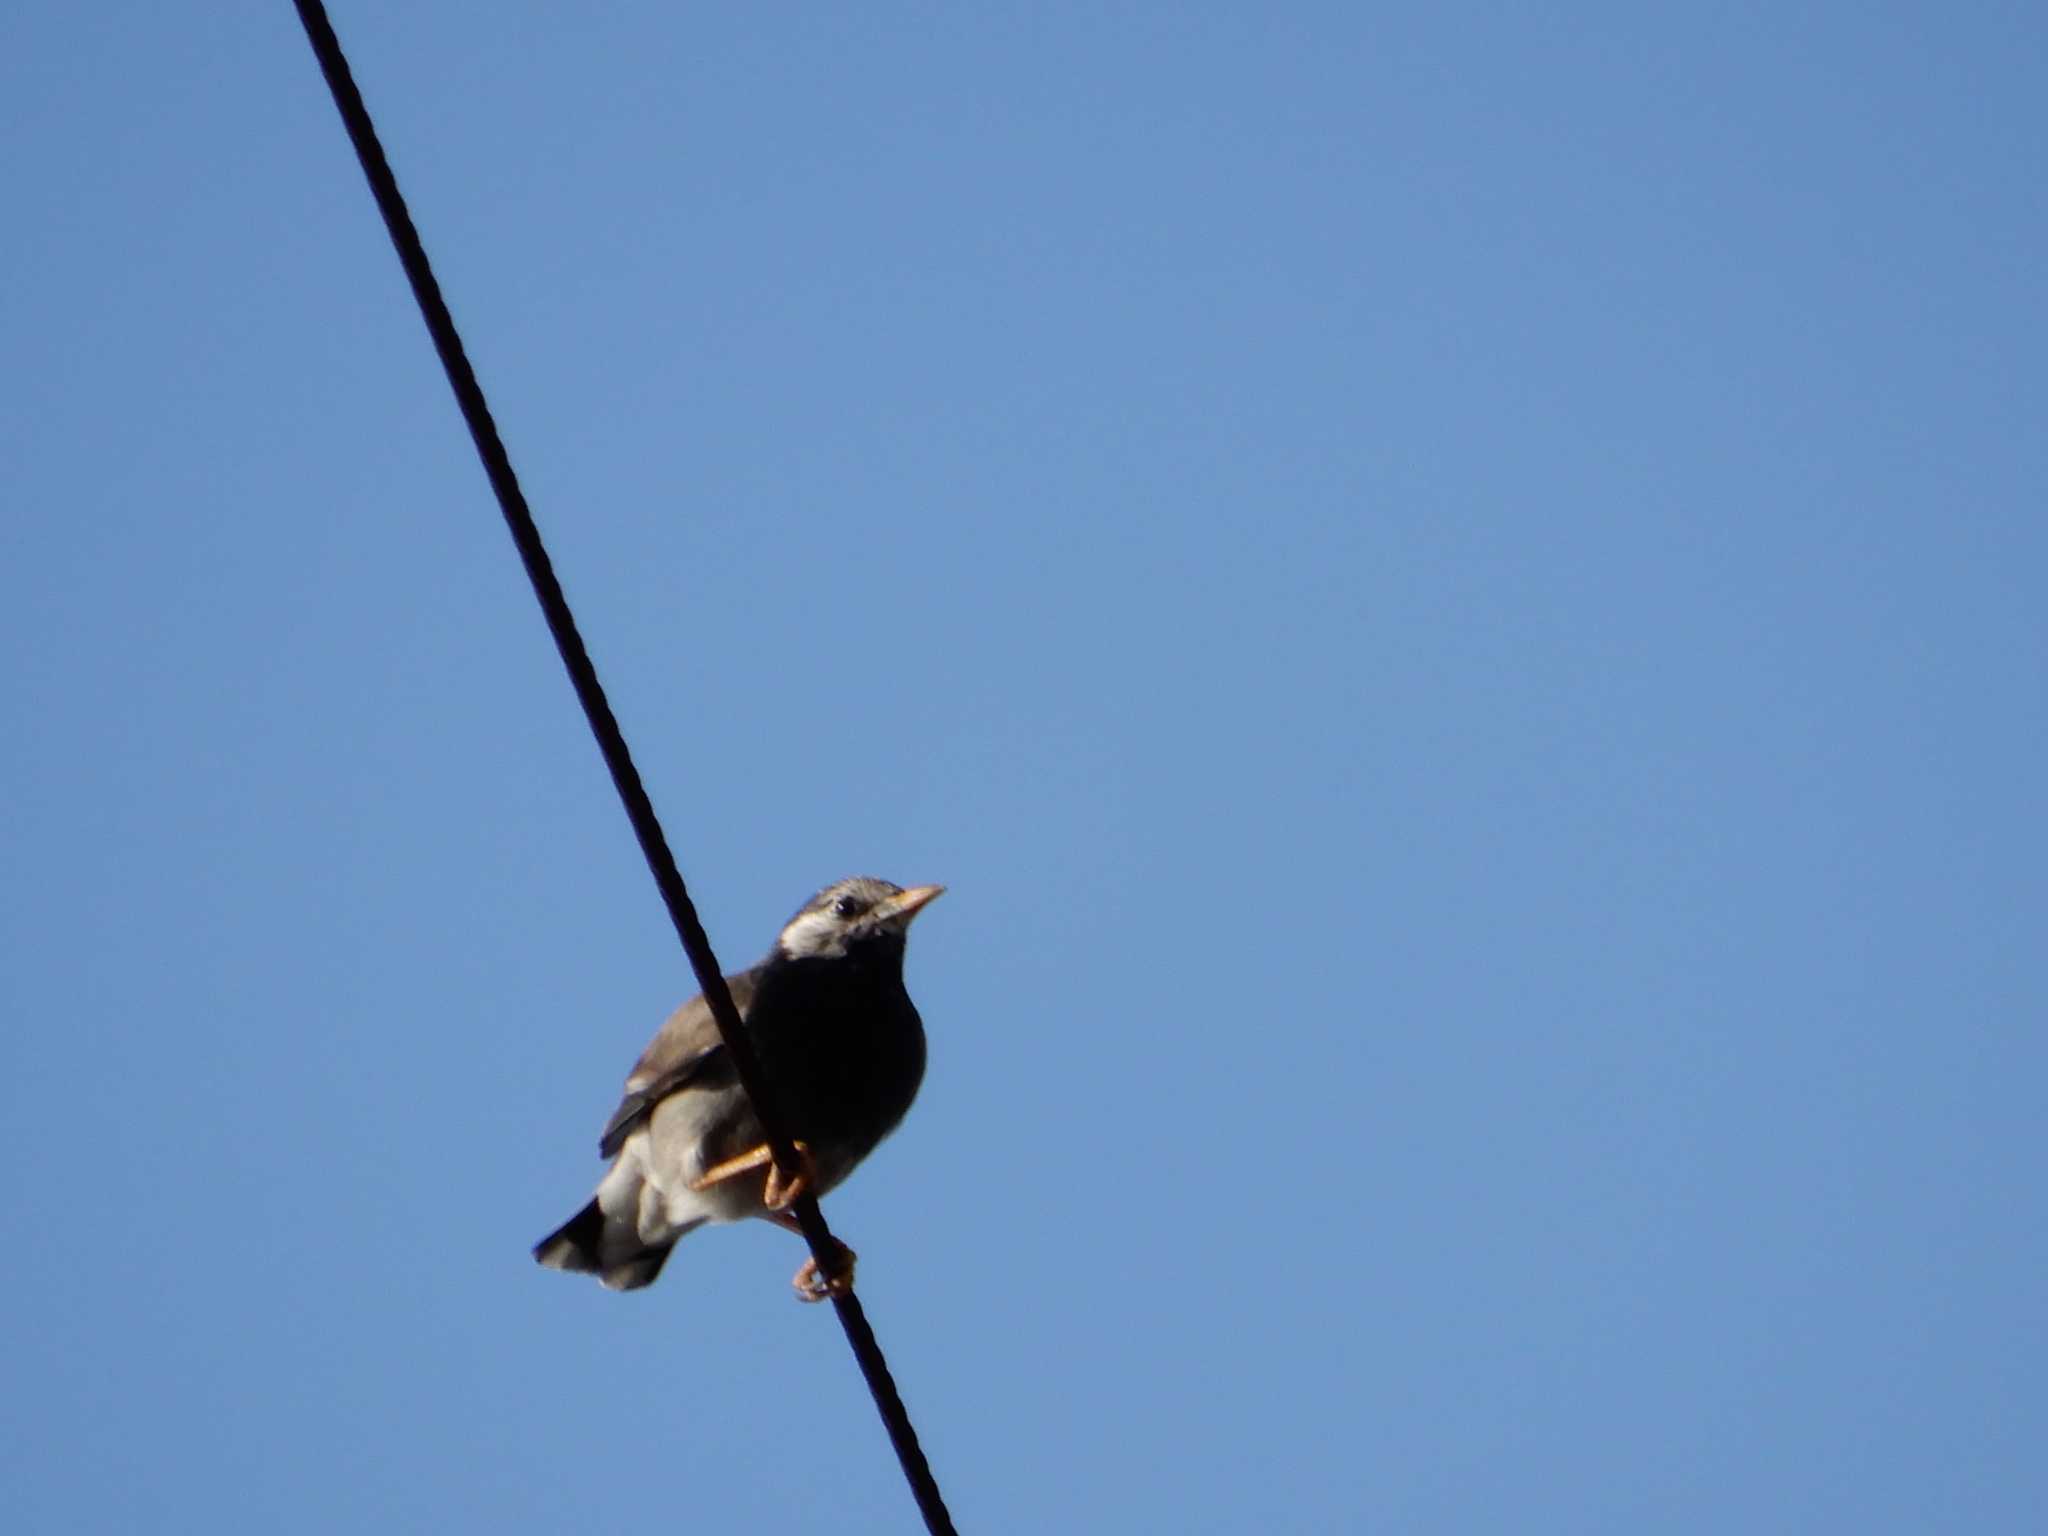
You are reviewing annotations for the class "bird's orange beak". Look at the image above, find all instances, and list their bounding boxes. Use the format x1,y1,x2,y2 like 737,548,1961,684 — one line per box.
881,884,946,923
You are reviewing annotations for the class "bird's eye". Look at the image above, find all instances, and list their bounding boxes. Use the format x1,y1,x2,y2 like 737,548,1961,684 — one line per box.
832,895,861,919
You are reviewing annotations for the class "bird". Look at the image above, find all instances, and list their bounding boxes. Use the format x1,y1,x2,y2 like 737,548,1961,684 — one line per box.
533,876,943,1301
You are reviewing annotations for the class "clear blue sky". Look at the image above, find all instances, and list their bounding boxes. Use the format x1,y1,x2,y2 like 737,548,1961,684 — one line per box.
4,4,2043,1531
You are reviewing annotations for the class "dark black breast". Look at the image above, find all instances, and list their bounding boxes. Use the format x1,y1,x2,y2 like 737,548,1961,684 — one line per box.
744,939,928,1177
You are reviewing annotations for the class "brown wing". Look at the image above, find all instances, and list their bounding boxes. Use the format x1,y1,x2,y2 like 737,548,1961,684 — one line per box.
595,966,760,1157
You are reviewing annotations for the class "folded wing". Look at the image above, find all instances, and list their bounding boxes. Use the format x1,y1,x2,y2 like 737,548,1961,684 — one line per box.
596,966,760,1157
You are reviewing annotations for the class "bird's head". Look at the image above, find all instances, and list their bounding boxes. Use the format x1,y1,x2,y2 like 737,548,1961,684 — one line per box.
774,876,945,961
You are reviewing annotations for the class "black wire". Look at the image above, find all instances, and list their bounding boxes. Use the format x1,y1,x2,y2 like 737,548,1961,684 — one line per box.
288,6,957,1530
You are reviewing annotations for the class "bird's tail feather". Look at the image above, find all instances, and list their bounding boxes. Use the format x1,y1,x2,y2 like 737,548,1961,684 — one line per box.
533,1198,699,1291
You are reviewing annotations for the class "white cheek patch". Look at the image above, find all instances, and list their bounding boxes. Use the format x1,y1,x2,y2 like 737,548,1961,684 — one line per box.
778,909,848,958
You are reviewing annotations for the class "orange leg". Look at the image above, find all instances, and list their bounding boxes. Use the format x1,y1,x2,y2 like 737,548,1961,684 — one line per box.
689,1140,817,1211
766,1210,858,1303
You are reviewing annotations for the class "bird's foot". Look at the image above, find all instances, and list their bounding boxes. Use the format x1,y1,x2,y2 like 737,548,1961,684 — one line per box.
688,1139,818,1212
765,1211,857,1304
763,1142,816,1212
792,1239,858,1304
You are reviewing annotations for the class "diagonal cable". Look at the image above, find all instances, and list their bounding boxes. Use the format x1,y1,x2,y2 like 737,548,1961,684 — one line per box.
288,5,957,1531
